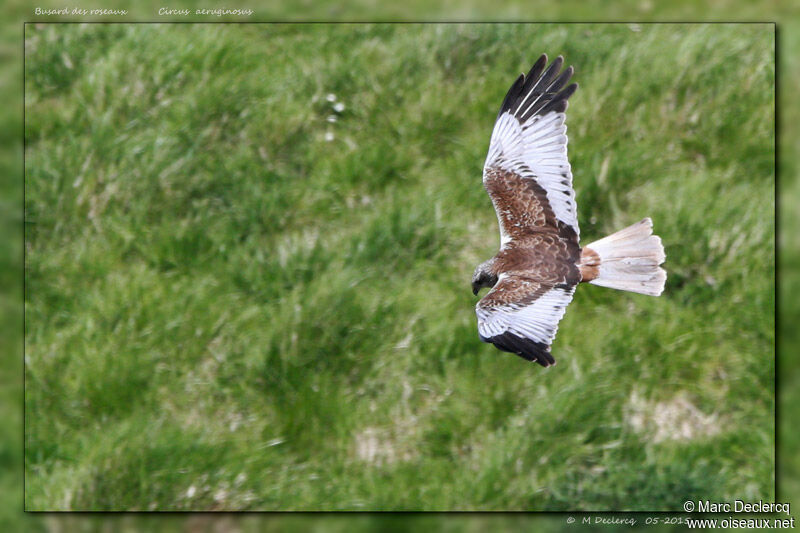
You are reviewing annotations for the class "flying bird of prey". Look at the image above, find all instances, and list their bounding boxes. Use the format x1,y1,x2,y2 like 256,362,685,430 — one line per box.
472,54,666,367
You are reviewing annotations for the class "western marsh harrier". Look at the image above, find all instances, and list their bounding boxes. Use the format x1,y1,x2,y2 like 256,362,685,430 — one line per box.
472,54,666,367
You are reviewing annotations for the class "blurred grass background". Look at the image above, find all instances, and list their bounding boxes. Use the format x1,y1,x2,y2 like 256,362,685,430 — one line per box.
0,2,791,532
23,22,773,513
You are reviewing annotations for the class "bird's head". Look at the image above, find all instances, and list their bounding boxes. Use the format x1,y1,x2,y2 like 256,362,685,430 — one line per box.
471,260,498,296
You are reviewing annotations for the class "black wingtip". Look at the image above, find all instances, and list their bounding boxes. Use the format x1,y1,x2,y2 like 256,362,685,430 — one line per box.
496,73,525,121
548,66,574,94
480,331,556,367
497,55,578,123
540,82,578,115
549,55,564,74
528,54,548,79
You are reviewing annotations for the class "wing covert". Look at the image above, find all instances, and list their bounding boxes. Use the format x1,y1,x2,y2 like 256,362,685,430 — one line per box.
476,275,575,366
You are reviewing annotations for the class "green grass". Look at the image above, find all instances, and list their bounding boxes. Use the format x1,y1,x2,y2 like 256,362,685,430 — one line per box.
24,23,774,511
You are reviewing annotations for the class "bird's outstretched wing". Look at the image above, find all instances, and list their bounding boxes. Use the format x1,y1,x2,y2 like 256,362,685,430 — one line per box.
483,54,580,243
476,275,575,367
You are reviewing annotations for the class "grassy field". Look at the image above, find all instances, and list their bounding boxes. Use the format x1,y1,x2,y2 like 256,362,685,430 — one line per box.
24,23,774,511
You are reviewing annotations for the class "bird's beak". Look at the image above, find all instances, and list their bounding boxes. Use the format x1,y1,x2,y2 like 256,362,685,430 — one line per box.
472,284,479,296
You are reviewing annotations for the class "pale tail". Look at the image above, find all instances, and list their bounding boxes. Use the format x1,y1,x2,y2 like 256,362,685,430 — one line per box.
582,218,666,296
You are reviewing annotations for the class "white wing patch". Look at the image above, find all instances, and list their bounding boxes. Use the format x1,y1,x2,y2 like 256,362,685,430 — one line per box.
484,112,579,237
476,284,575,346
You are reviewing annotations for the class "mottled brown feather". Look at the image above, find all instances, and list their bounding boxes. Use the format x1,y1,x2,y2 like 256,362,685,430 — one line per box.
484,166,578,242
481,169,580,284
492,235,581,286
479,277,549,308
